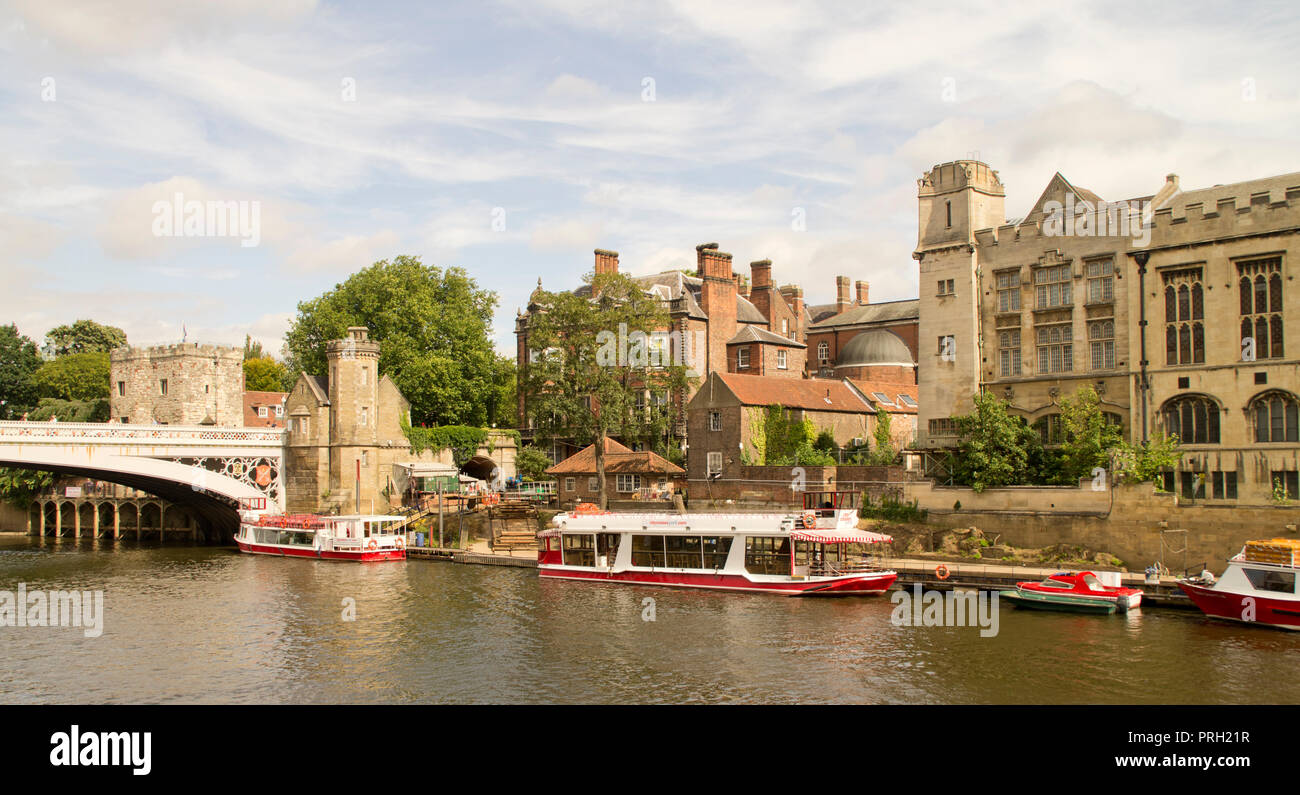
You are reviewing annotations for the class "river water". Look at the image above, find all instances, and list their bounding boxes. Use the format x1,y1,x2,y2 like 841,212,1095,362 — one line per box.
1,534,1297,704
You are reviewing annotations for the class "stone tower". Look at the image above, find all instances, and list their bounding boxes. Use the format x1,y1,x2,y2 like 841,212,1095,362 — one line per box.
914,160,1006,446
110,343,244,426
327,327,382,511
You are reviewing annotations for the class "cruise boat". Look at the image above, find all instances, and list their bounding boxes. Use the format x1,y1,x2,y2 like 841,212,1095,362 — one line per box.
234,513,407,561
1178,539,1300,630
537,506,897,596
1001,571,1143,614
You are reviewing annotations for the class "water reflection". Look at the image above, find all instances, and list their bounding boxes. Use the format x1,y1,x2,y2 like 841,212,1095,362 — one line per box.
1,534,1297,704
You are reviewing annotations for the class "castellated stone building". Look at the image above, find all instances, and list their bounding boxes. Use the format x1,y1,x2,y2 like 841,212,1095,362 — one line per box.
109,343,245,426
283,326,516,514
914,159,1300,505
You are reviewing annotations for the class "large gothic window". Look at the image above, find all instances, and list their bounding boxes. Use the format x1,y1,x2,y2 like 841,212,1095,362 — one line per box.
1238,257,1284,360
1163,268,1204,365
1249,391,1299,443
1161,395,1220,444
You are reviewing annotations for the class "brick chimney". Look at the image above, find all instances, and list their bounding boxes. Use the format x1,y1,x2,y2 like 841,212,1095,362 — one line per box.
779,285,804,324
835,275,851,314
734,272,749,299
747,259,773,322
855,280,869,306
750,259,772,290
594,248,619,276
697,242,736,375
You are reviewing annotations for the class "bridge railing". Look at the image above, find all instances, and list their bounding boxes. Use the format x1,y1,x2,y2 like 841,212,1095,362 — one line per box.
0,420,284,445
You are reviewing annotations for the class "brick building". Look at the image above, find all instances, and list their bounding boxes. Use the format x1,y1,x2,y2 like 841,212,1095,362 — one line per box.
244,391,288,428
546,438,684,505
914,158,1300,504
110,342,244,426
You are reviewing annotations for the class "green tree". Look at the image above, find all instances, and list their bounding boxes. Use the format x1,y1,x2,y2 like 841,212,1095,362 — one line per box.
523,270,693,508
33,352,110,402
953,391,1042,492
762,405,816,464
243,334,265,360
243,356,288,392
284,256,504,426
1056,385,1124,484
0,324,41,417
1112,433,1183,486
870,409,896,465
43,319,126,357
0,467,53,508
514,445,553,481
29,397,110,422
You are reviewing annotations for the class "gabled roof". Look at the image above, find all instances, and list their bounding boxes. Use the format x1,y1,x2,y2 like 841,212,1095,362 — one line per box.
297,372,330,405
808,299,919,330
546,437,685,475
709,372,873,414
1018,172,1105,227
726,325,806,348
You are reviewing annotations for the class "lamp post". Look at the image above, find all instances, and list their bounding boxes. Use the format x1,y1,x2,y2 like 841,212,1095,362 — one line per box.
1134,250,1151,445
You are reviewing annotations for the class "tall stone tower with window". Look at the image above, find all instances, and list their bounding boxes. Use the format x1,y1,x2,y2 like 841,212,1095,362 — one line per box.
327,327,381,511
913,160,1006,447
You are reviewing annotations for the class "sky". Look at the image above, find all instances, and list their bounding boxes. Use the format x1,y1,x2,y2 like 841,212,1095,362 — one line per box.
1,0,1297,357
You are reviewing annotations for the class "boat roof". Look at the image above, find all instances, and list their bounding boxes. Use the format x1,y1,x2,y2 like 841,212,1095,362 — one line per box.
544,510,892,543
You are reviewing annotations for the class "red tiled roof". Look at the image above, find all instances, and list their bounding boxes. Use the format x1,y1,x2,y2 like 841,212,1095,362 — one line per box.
715,372,872,413
848,379,919,415
546,438,685,475
243,391,288,427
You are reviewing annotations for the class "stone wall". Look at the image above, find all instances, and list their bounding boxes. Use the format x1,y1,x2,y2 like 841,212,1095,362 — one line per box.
110,343,244,426
905,479,1300,571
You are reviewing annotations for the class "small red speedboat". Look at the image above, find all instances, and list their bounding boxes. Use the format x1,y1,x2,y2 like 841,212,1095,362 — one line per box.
1003,571,1143,613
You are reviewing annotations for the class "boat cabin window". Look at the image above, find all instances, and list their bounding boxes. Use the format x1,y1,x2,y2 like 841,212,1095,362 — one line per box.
1243,568,1296,594
745,536,791,576
562,534,596,567
701,536,733,569
1081,573,1105,591
632,535,666,567
596,533,620,564
665,535,703,568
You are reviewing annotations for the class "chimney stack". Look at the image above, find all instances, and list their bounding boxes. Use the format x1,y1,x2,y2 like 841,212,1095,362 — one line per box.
750,259,772,290
697,243,736,375
594,248,619,276
855,280,869,306
835,275,851,313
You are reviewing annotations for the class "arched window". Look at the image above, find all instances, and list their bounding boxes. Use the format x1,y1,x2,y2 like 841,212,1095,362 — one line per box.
1164,268,1204,365
817,341,829,363
1033,414,1063,444
1239,258,1284,360
1249,391,1299,443
1161,395,1220,444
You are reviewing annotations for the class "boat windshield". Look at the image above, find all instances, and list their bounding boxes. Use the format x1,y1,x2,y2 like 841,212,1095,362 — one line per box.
1038,578,1073,588
1082,573,1105,591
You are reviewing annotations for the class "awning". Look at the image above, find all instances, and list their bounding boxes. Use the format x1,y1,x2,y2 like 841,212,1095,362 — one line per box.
790,529,893,544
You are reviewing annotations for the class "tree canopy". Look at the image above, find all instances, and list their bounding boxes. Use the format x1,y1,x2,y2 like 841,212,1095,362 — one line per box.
244,356,289,392
953,391,1043,491
33,352,110,402
283,256,513,427
523,270,693,507
43,319,126,357
0,324,42,417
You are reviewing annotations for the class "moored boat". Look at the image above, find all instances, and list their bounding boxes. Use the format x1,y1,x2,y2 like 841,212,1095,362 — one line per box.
1001,571,1142,614
235,512,407,562
537,505,896,596
1178,539,1300,630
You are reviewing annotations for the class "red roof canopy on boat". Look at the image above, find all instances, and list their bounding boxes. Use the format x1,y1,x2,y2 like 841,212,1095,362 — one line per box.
791,529,892,544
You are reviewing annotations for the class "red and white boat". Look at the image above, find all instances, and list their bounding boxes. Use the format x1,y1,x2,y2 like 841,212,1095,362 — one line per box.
235,513,407,562
1003,571,1143,612
1179,539,1300,630
537,506,896,596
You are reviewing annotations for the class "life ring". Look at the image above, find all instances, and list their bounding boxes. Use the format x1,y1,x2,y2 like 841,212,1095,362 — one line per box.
367,539,378,551
395,537,405,549
935,564,951,580
802,511,817,528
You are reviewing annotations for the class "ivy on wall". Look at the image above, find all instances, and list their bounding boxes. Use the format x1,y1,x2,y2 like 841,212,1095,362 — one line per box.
400,420,519,466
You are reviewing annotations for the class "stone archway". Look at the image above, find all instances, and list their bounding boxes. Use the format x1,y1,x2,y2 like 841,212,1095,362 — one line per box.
461,455,499,483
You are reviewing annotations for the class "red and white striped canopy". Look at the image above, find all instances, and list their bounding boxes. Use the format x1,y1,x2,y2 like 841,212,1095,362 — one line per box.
790,529,893,544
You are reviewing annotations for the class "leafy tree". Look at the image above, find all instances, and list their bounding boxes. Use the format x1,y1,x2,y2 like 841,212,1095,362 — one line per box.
0,467,53,508
514,445,553,481
243,334,265,361
0,324,41,417
43,319,126,357
1112,433,1183,486
953,391,1042,492
813,429,837,453
29,398,109,422
284,256,505,426
1055,385,1124,484
523,270,692,508
33,352,110,402
870,409,897,465
243,356,288,392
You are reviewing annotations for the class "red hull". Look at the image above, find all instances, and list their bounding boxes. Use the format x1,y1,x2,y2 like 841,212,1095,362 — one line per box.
236,539,405,562
1178,581,1300,629
539,567,896,596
